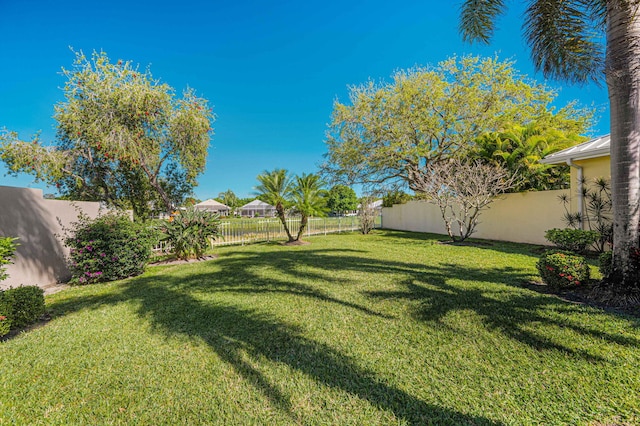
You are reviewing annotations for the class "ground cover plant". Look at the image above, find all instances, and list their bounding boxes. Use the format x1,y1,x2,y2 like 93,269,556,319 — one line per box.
1,231,639,424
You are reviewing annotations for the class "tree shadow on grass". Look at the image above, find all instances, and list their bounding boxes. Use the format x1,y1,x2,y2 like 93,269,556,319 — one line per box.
364,263,640,361
48,272,501,425
379,230,546,257
46,243,640,422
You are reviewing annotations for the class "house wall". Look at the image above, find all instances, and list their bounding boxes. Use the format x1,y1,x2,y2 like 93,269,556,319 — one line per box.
382,189,567,245
0,185,107,290
567,156,611,218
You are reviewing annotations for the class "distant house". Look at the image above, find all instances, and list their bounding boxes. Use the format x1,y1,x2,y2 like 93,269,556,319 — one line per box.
357,199,383,214
194,199,230,216
239,200,276,217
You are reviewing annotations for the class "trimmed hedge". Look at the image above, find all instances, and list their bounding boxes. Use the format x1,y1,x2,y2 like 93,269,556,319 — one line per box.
0,286,45,337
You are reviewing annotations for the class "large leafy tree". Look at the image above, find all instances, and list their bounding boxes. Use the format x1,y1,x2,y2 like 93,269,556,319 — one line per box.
322,55,590,192
0,50,214,220
326,184,358,215
459,1,640,292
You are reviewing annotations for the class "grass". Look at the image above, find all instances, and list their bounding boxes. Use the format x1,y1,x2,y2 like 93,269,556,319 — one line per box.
1,230,639,425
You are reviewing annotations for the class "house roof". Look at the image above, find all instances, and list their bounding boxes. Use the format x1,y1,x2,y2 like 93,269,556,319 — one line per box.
195,199,229,210
540,134,610,165
239,200,274,209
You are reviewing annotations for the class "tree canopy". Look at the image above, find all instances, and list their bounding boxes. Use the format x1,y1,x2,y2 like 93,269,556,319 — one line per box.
322,55,591,193
326,185,358,215
0,50,214,219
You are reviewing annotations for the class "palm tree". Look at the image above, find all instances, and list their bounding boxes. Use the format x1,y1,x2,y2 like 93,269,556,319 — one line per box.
291,173,328,241
472,124,582,191
459,0,640,291
217,189,239,215
255,169,295,242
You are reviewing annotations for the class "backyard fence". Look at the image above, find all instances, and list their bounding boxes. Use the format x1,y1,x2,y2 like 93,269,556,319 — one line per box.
153,215,382,254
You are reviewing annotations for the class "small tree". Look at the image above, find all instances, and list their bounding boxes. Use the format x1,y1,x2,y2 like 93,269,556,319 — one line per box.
358,196,377,235
291,173,328,241
326,185,358,216
255,169,295,242
417,158,518,242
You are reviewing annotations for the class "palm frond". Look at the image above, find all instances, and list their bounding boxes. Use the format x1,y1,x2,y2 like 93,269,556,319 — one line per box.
459,0,507,43
524,0,605,84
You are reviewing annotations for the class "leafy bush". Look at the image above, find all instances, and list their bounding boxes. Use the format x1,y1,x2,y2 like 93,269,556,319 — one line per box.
599,251,613,279
544,228,599,253
65,212,153,284
559,177,612,253
536,250,590,292
0,236,18,282
161,207,220,260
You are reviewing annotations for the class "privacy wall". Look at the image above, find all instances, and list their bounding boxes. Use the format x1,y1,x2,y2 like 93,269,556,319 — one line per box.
381,190,569,246
0,185,105,290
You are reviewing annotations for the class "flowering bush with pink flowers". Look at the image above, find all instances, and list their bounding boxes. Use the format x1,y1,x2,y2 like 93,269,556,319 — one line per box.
64,213,154,284
536,250,590,292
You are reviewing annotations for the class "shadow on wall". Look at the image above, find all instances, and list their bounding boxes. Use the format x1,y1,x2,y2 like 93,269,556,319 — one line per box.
0,186,103,289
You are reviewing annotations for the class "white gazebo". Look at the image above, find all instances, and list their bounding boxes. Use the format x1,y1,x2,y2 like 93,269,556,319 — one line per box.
239,200,276,217
194,199,230,216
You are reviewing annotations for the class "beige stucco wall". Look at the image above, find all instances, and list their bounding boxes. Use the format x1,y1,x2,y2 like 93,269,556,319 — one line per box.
0,185,107,290
382,189,568,245
568,156,611,216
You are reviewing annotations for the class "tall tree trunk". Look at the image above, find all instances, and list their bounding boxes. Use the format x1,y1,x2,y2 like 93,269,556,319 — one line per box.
606,1,640,289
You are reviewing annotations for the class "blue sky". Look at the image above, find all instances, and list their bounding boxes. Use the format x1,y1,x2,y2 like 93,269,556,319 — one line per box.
0,0,609,199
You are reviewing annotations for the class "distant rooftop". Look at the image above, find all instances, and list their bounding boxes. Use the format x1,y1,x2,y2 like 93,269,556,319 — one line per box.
195,199,229,209
540,134,610,165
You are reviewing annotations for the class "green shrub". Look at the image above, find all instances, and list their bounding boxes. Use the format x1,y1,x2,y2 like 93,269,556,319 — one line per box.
544,228,599,253
1,286,45,329
160,207,220,260
599,251,613,279
65,212,154,284
0,236,19,282
382,191,412,207
536,250,590,292
0,295,11,337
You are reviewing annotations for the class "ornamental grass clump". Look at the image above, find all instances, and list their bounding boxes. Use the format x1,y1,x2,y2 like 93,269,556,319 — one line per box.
537,250,590,292
160,207,220,260
64,212,154,284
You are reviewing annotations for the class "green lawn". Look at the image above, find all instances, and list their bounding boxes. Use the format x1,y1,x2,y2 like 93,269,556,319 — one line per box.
1,231,639,425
